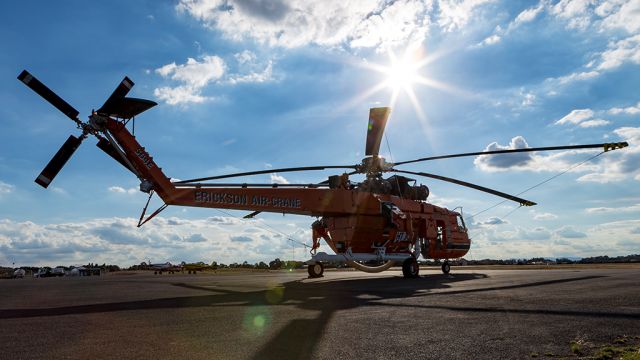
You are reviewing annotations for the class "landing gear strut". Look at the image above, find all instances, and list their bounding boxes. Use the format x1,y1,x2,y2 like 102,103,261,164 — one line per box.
308,262,324,278
402,257,419,278
441,261,450,274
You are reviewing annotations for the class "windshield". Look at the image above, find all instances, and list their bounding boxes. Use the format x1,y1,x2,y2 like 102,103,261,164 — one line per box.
456,214,467,231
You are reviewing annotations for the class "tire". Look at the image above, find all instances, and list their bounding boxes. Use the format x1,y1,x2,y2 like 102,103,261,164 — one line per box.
442,261,450,274
402,257,419,278
307,263,324,278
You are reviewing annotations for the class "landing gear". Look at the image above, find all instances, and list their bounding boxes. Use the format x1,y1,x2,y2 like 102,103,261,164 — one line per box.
308,262,324,278
402,257,419,278
441,261,450,274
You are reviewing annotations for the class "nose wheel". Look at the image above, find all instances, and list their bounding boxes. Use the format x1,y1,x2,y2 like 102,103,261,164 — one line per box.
308,262,324,278
441,261,450,274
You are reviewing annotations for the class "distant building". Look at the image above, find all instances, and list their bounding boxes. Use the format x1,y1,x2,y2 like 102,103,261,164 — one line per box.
69,266,102,276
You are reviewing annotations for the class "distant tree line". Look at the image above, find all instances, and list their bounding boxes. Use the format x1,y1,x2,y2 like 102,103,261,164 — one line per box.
3,254,638,277
439,254,640,266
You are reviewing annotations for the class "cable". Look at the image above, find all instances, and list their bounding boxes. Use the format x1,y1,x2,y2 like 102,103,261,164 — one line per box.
502,204,523,219
384,134,407,204
214,208,311,249
471,151,606,218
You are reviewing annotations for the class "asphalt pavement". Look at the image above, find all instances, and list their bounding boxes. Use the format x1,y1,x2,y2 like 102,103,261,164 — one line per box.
0,267,638,359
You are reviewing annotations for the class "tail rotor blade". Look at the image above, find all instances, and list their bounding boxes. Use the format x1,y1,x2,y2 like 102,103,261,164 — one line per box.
35,135,83,188
96,138,136,174
97,77,134,116
17,70,80,121
365,107,391,156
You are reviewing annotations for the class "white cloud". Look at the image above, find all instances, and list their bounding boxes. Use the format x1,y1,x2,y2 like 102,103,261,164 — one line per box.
50,187,68,195
476,217,507,226
511,1,545,27
532,211,558,220
472,129,636,180
270,173,290,184
156,55,225,88
555,225,587,238
538,2,640,86
154,86,212,106
478,2,545,48
108,186,137,195
154,55,225,105
155,51,277,105
576,126,640,183
349,0,431,49
228,60,274,85
458,218,640,259
585,203,640,213
608,101,640,115
473,136,534,171
521,91,535,107
178,0,377,48
0,216,308,266
477,34,501,47
554,71,600,84
518,226,552,240
438,0,494,32
600,0,640,33
597,34,640,71
0,180,14,197
578,119,611,128
554,109,595,125
543,33,639,86
230,235,254,243
550,0,593,30
553,109,611,129
177,0,492,50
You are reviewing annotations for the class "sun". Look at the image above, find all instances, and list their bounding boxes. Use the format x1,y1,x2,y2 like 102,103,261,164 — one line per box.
344,45,460,125
384,52,420,92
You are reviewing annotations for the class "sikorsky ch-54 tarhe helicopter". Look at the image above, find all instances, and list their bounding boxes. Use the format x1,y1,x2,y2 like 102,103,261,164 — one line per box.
18,71,629,278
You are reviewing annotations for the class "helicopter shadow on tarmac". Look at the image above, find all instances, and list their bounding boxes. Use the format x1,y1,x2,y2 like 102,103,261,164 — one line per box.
0,272,626,359
243,272,614,360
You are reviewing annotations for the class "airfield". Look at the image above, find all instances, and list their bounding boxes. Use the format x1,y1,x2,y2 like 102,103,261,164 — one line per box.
1,266,639,359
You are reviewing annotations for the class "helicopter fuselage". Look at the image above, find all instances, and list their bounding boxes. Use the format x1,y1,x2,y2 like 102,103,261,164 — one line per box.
103,117,470,263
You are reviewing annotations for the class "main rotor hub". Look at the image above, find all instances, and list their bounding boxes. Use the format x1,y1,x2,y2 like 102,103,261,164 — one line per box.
356,156,393,176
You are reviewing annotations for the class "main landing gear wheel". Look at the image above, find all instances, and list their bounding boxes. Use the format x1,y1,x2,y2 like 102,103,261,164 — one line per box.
442,261,450,274
402,257,419,278
308,262,324,278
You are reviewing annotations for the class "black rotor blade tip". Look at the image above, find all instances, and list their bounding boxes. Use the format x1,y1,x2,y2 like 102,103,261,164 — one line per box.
34,135,82,188
17,70,80,120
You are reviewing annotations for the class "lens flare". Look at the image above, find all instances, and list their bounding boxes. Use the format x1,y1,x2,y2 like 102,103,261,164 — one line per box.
242,305,272,336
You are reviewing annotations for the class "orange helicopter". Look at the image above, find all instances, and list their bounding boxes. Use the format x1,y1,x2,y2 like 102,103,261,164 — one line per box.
18,71,629,278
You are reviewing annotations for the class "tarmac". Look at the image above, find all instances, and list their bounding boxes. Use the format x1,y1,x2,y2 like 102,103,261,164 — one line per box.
1,267,638,359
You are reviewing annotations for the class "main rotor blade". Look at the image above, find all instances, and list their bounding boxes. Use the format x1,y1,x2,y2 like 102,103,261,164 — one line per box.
365,107,391,156
17,70,80,121
35,135,83,188
393,142,629,167
392,169,536,206
174,165,358,184
97,76,134,116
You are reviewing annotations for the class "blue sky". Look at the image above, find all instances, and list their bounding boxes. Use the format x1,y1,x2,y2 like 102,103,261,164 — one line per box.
1,0,638,266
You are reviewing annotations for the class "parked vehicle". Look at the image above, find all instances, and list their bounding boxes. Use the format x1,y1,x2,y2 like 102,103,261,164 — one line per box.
33,268,54,278
13,268,26,278
51,267,65,277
